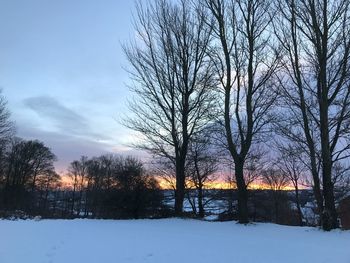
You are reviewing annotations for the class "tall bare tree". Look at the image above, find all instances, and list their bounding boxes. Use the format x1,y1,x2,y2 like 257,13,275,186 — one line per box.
124,0,216,214
274,0,350,230
204,0,280,223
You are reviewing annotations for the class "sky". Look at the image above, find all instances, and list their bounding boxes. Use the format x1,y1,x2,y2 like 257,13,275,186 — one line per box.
0,0,142,173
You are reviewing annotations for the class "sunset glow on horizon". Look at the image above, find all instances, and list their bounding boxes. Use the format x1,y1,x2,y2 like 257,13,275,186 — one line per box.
137,177,303,191
59,173,304,191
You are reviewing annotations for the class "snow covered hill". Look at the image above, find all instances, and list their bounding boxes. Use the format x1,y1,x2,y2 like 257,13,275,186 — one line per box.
0,219,349,263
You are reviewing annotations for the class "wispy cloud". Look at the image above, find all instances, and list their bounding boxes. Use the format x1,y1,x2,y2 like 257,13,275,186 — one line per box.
23,96,111,141
24,96,88,134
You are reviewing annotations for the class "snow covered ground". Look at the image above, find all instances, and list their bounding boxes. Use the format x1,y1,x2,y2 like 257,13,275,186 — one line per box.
0,219,349,263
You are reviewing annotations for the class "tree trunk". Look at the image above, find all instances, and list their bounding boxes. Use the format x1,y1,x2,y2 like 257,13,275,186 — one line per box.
235,162,249,224
319,81,338,230
322,162,338,230
311,169,324,220
174,161,185,215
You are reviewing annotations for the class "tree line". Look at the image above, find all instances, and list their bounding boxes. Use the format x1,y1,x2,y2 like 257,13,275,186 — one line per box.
124,0,350,231
66,155,163,219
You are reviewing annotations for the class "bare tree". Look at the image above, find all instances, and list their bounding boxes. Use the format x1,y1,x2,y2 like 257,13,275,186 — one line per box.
36,170,61,213
276,145,307,226
82,155,163,219
274,0,350,230
68,156,88,217
186,132,218,217
3,138,57,210
124,0,216,214
261,167,289,223
204,0,280,223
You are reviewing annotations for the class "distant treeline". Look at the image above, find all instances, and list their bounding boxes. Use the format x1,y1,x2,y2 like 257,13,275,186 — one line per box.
0,147,165,219
64,155,164,219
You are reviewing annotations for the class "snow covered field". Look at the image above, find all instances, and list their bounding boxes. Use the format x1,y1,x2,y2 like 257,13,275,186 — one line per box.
0,219,349,263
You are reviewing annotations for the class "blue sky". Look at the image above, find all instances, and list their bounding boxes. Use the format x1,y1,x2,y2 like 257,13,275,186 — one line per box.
0,0,140,172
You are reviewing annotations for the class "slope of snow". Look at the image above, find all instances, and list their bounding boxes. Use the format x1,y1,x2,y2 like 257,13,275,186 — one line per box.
0,219,349,263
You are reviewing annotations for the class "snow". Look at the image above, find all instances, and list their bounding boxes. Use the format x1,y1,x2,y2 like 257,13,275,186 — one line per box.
0,219,349,263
